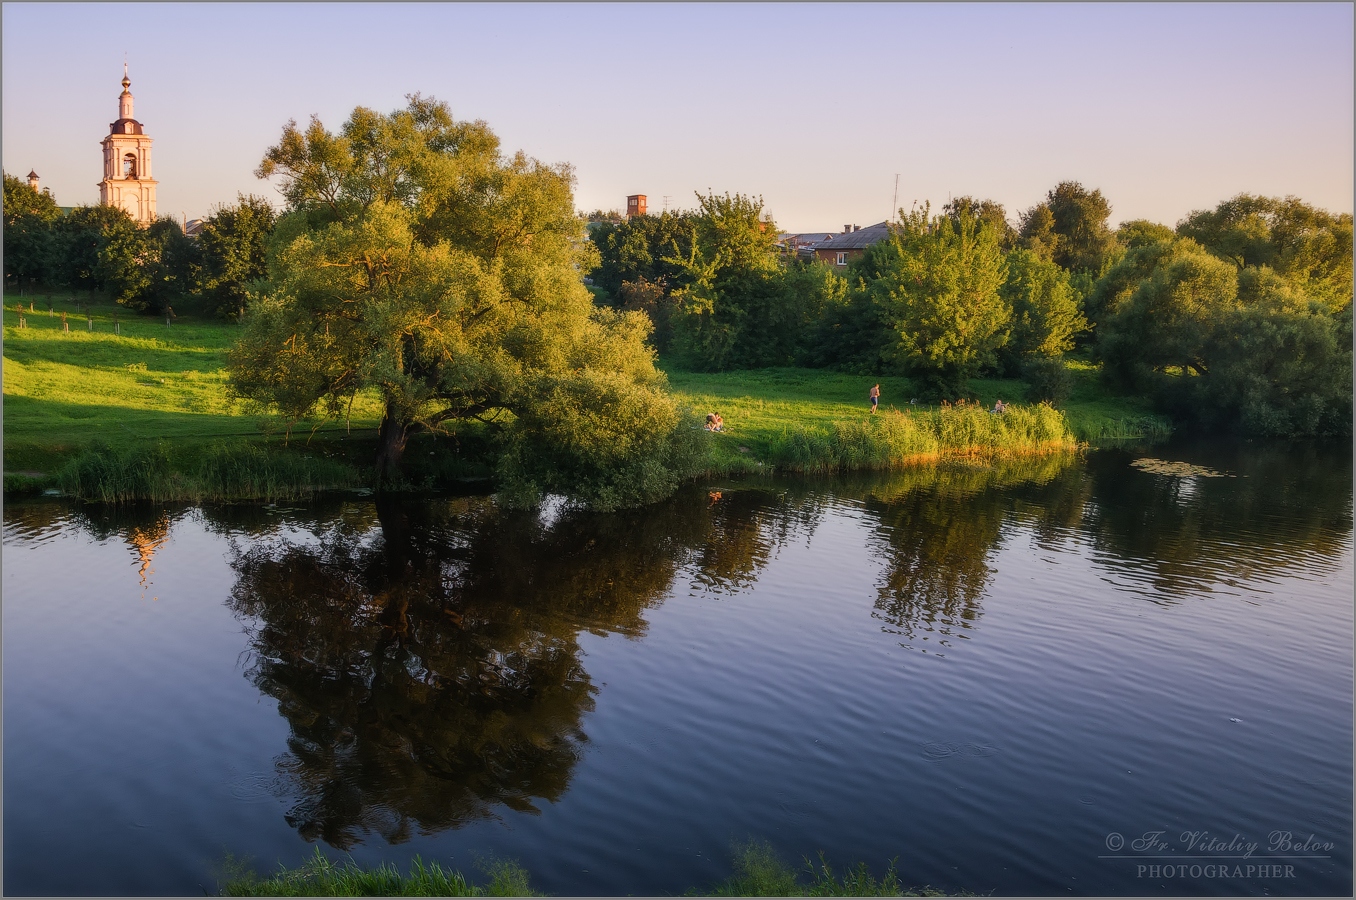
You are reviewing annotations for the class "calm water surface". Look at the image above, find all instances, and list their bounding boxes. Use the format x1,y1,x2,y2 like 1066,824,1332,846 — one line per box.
3,439,1352,896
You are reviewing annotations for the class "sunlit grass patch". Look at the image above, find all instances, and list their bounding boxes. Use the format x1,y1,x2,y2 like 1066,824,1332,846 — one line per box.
2,294,384,472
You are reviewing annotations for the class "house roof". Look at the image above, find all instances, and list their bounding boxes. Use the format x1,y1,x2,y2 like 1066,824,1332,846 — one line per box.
776,232,835,246
811,221,892,251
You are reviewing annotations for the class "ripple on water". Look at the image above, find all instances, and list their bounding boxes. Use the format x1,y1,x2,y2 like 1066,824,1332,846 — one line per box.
920,741,1002,762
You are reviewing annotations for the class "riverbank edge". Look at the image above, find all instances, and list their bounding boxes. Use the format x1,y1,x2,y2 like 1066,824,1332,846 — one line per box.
8,411,1084,503
217,841,963,897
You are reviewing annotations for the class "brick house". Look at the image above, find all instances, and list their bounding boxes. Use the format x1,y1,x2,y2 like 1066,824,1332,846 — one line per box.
810,221,892,267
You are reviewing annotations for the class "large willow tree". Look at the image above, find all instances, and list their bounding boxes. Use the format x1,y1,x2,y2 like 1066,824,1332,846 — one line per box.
230,95,697,506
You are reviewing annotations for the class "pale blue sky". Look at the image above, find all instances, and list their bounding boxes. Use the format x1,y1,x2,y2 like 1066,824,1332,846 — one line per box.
4,2,1351,232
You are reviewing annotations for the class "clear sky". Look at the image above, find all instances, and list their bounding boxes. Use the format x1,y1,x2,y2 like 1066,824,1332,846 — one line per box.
3,2,1351,233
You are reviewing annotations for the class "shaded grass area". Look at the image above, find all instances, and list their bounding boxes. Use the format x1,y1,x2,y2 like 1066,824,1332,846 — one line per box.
218,843,966,897
219,848,538,897
57,441,361,503
1055,359,1173,442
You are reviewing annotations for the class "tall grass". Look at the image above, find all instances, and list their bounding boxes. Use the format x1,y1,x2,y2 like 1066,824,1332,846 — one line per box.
219,843,963,898
219,848,537,897
56,441,359,503
768,401,1076,474
1066,413,1174,442
693,841,953,897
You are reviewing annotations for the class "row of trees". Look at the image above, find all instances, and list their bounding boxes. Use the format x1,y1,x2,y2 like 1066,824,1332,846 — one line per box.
590,183,1351,436
2,172,275,318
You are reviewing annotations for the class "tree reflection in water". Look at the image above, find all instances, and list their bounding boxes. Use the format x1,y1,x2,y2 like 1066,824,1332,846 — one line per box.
3,438,1347,846
859,454,1080,653
222,494,713,848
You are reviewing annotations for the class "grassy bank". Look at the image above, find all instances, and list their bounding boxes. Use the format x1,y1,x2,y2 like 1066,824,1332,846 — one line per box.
219,848,536,897
1,293,384,474
54,441,361,503
665,363,1168,470
663,365,1142,476
218,843,959,897
4,294,1163,500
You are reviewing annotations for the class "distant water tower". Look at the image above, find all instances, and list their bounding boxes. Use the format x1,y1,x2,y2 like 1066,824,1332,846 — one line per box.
626,194,647,219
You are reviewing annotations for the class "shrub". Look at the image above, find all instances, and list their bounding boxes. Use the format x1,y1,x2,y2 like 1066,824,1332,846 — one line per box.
1022,357,1073,406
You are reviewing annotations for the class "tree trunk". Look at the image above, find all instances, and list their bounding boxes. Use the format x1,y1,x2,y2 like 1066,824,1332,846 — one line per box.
375,405,410,482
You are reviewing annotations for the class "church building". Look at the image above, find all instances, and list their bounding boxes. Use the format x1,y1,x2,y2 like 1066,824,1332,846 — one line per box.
98,65,157,225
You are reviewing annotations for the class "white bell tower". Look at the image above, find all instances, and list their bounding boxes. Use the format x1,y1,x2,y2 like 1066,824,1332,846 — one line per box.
98,64,157,225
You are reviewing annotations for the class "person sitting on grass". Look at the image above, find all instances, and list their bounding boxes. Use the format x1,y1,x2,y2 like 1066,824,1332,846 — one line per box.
705,413,724,432
992,399,1006,415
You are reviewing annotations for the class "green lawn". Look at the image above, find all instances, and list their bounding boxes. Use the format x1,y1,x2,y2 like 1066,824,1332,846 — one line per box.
2,293,384,473
3,292,1166,481
662,360,1167,471
664,366,922,471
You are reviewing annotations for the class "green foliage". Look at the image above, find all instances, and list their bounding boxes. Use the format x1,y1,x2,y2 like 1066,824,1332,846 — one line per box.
999,249,1088,365
1116,218,1176,250
768,401,1076,474
3,172,62,290
667,191,805,371
55,440,358,503
197,193,277,319
866,204,1011,399
51,204,133,295
1019,181,1117,274
588,210,699,296
1021,356,1073,406
56,440,173,502
1098,239,1239,386
236,95,687,501
1095,234,1352,436
1190,293,1352,436
807,274,886,374
694,841,952,897
495,373,708,512
616,275,680,351
1083,234,1180,334
943,196,1016,249
1176,193,1352,311
3,171,59,224
218,847,537,897
3,472,54,497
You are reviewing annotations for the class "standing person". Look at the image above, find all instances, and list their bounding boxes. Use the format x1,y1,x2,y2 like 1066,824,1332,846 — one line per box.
869,383,880,414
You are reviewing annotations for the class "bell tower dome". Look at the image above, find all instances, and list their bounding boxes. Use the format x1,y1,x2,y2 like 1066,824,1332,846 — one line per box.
98,64,157,225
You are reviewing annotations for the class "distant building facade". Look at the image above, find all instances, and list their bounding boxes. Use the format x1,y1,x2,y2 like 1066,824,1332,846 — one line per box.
810,222,892,266
98,66,157,225
626,194,647,219
775,232,835,257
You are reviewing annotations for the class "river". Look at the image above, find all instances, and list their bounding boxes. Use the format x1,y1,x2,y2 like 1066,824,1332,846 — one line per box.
3,438,1351,896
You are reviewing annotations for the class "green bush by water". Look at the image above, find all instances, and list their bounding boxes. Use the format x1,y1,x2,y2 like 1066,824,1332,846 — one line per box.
219,848,537,897
218,843,966,898
693,841,954,897
3,472,54,496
